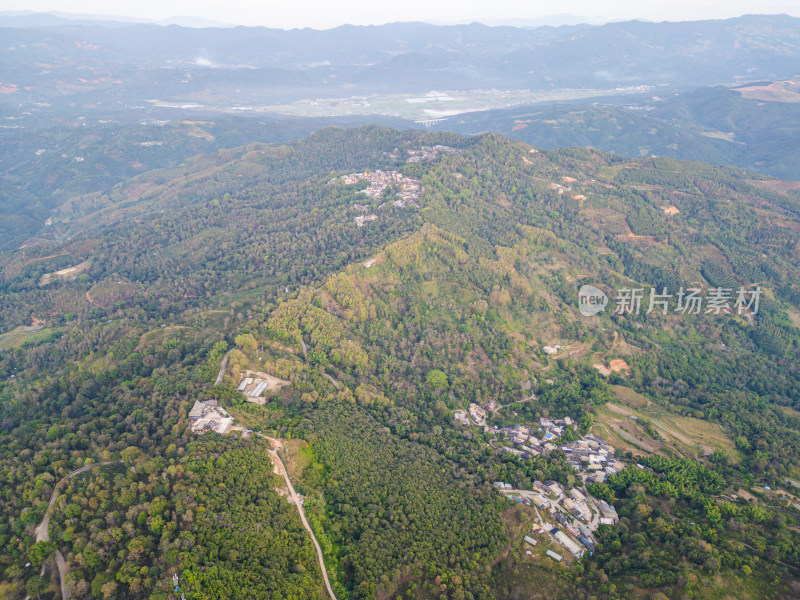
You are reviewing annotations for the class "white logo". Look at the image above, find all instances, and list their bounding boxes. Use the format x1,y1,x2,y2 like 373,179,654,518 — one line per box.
578,285,608,316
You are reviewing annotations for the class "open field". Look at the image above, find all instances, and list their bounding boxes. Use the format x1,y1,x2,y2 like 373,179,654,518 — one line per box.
135,325,197,351
781,405,800,420
592,397,739,461
39,259,90,286
0,325,55,351
736,80,800,103
609,385,650,408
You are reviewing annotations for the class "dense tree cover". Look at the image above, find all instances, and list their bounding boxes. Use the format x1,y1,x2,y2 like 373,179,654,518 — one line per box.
45,438,324,600
298,401,507,600
1,126,800,599
0,126,459,332
584,457,799,595
0,115,424,249
176,443,325,600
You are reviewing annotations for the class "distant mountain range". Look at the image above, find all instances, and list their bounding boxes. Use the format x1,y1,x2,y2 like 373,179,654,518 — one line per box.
0,11,799,232
437,83,800,179
1,13,799,105
0,10,235,28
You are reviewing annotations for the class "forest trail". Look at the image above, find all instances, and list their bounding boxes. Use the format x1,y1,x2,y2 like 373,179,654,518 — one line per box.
35,462,109,543
34,462,114,600
259,435,337,600
322,371,341,389
84,289,104,309
214,350,232,386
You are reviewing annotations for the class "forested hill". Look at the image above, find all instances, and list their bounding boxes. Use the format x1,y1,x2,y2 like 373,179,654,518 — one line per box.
437,84,800,180
1,126,800,599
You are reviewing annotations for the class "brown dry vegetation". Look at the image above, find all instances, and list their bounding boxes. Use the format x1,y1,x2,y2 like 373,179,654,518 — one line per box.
592,400,738,461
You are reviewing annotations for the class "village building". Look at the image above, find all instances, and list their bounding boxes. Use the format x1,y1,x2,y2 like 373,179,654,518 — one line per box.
546,549,563,562
188,399,234,435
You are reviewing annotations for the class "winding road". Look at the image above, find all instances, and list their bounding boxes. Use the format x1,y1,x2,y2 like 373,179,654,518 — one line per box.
217,352,335,598
34,462,114,600
259,435,337,600
35,463,110,544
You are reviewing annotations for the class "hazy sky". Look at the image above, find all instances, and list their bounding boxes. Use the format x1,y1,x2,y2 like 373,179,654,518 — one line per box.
7,0,800,29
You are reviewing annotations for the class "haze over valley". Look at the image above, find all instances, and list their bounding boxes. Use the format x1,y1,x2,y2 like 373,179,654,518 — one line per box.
1,8,800,600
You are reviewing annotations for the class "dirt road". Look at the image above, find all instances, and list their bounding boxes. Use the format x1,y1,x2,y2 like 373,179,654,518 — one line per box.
35,463,105,543
214,350,232,386
84,289,104,309
33,462,113,600
260,435,337,600
55,551,69,600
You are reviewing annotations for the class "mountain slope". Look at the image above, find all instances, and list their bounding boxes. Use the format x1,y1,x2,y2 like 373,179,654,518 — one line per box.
1,127,799,599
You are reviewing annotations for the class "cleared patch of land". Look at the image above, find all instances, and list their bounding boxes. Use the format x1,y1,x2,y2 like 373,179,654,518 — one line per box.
593,358,630,377
135,325,195,351
781,405,800,420
39,259,90,286
237,369,291,405
736,80,800,103
609,385,649,408
0,324,53,351
699,130,738,142
592,399,738,461
786,308,800,329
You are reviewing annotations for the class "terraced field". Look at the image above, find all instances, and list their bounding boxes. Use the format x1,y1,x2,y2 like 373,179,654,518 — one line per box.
592,389,740,461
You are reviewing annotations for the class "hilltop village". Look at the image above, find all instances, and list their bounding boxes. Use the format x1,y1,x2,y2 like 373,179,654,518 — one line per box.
392,144,462,163
331,169,423,226
330,145,462,226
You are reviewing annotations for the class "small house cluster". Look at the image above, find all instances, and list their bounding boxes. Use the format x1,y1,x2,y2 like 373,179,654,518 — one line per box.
490,421,622,560
237,376,269,397
496,416,574,459
455,404,622,561
549,182,571,195
402,144,461,163
332,170,422,208
454,403,487,426
354,214,378,227
236,371,287,405
561,435,623,485
188,399,234,434
497,476,617,559
536,479,611,532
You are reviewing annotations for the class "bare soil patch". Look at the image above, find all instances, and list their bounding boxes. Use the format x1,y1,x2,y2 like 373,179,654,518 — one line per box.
736,80,800,103
593,358,630,377
40,259,90,286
